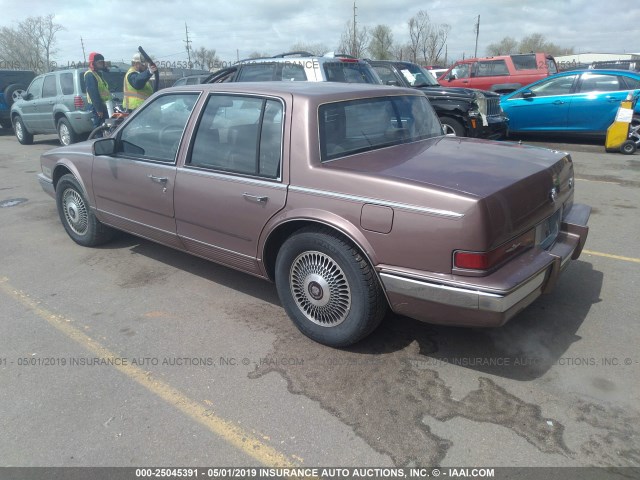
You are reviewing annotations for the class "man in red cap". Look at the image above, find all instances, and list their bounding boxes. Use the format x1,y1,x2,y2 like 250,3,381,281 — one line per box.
85,52,112,130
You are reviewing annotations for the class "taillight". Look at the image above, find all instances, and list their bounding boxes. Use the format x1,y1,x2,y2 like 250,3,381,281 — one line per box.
339,58,359,63
73,96,84,110
454,229,535,272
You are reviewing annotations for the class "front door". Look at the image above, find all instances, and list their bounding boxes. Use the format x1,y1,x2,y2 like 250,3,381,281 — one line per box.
92,92,200,247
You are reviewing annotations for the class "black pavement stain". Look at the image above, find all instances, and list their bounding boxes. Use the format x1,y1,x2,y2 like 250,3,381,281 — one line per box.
232,303,570,466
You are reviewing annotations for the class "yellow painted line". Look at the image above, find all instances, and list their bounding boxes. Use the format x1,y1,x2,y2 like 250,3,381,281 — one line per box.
0,277,296,468
582,250,640,264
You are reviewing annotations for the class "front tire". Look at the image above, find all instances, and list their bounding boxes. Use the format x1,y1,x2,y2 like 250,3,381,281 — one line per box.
57,117,78,146
275,228,387,347
441,117,465,136
13,116,33,145
55,174,115,246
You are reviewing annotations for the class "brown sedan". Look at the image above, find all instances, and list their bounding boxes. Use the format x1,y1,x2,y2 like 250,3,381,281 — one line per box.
38,82,590,347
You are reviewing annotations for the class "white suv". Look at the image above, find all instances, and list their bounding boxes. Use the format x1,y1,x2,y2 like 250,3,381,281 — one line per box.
206,52,381,84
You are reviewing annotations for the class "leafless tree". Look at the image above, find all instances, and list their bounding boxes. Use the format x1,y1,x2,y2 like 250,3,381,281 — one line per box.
421,22,450,65
337,20,369,57
407,11,428,63
486,36,519,56
289,42,330,56
368,25,394,60
0,14,63,73
192,46,219,70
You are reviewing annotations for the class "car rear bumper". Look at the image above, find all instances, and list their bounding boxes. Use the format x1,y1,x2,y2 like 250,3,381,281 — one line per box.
379,203,590,327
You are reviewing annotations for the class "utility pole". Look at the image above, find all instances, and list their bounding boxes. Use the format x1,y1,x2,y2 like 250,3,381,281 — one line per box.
352,1,357,57
80,37,86,65
474,15,480,58
184,22,192,64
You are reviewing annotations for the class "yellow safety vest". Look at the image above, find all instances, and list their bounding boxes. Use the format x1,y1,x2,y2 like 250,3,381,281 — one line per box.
123,67,153,110
84,70,111,104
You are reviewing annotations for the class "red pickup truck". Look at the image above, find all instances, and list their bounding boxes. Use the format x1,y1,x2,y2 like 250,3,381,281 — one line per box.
438,53,558,94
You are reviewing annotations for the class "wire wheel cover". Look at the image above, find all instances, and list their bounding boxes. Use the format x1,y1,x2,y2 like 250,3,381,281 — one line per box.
62,188,88,235
289,251,351,326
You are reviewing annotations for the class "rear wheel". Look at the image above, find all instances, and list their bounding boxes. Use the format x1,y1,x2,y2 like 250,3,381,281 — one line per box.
57,117,78,146
275,228,387,347
13,116,33,145
621,140,637,155
441,117,465,137
56,174,115,246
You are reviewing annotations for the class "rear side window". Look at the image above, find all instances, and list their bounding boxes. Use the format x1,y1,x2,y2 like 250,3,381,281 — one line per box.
476,60,509,77
372,65,398,85
237,64,277,81
189,95,283,179
319,95,441,161
621,76,640,90
60,73,74,95
511,54,537,70
578,74,623,93
42,75,57,97
323,62,379,83
280,63,307,81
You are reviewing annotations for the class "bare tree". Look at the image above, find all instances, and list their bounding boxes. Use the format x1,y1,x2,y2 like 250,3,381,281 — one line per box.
0,14,63,73
289,42,330,56
192,46,219,70
519,34,574,56
407,11,428,63
421,22,450,65
246,51,271,59
368,25,394,60
337,20,369,57
486,36,519,56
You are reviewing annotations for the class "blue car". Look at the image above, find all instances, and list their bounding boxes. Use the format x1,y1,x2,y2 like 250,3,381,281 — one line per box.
501,69,640,137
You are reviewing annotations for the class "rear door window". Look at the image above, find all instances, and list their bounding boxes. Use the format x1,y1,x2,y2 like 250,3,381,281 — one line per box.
60,73,74,95
237,64,277,81
476,60,509,77
42,74,57,97
511,54,537,70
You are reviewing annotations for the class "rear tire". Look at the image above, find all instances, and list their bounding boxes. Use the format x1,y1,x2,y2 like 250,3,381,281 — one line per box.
13,116,33,145
441,117,465,137
56,174,115,247
275,227,387,347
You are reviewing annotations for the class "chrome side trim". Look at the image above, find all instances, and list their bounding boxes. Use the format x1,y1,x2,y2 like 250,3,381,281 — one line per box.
380,269,547,313
179,168,287,189
288,186,464,219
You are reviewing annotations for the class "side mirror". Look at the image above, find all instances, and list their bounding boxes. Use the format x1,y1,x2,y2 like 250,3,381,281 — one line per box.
22,92,32,100
522,90,534,98
93,138,116,156
448,74,457,81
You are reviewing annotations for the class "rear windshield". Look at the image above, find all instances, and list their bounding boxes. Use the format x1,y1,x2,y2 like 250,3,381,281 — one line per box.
511,54,538,70
319,95,441,161
322,62,380,84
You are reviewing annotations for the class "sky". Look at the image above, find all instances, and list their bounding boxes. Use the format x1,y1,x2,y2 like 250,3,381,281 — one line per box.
1,0,639,69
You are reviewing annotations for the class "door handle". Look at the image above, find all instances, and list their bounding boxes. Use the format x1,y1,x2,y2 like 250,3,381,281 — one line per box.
552,100,566,105
148,174,168,184
243,193,268,204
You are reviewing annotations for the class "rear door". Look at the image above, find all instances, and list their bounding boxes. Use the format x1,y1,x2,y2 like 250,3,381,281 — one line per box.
174,93,289,275
567,73,630,133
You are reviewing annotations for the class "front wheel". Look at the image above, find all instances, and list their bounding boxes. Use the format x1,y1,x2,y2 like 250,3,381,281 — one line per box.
441,117,465,137
55,174,115,246
275,228,387,347
13,116,33,145
621,140,637,155
57,118,78,146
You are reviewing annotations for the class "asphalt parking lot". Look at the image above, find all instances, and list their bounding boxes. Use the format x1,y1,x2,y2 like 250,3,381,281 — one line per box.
0,126,639,472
